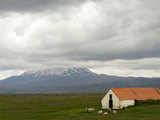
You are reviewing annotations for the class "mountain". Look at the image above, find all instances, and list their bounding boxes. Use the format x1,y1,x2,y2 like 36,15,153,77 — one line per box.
0,67,160,93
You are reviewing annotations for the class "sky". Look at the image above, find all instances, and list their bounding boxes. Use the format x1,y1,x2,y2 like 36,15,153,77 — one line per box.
0,0,160,79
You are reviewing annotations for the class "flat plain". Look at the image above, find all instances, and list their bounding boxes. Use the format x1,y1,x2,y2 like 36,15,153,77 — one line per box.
0,94,160,120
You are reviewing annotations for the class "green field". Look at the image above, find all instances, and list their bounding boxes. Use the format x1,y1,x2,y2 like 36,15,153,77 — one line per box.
0,94,160,120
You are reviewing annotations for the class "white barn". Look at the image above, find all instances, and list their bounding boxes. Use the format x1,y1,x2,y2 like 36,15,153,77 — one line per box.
101,88,160,109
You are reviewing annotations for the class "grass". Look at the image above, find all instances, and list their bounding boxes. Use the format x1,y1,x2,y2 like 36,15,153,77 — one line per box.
0,94,160,120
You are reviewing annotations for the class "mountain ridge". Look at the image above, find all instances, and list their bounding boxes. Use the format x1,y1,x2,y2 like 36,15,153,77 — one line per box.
0,67,160,93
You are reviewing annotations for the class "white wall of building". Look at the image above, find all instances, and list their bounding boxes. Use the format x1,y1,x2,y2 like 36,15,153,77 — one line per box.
120,100,135,108
101,89,120,109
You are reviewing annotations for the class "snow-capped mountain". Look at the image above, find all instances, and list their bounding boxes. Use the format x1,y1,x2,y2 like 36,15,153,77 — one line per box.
0,67,160,93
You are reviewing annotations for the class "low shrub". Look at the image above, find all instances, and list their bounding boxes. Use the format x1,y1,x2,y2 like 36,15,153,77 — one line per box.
135,99,160,105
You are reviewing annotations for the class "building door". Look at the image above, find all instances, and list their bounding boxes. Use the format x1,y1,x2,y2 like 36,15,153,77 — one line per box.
109,94,113,109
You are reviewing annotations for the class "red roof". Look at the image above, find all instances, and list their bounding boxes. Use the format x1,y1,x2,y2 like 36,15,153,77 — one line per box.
110,88,160,100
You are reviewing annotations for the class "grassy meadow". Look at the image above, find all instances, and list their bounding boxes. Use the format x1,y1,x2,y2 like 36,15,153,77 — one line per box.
0,94,160,120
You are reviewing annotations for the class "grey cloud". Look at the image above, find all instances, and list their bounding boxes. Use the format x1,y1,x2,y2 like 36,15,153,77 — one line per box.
16,0,160,62
0,0,87,14
0,0,160,77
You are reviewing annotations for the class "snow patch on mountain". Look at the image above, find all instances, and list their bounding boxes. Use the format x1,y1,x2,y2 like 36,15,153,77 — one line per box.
22,67,92,77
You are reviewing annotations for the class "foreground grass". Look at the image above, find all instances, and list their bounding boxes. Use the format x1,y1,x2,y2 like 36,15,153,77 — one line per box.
0,94,160,120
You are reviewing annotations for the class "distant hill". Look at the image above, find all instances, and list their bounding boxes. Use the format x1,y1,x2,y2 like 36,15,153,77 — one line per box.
0,67,160,93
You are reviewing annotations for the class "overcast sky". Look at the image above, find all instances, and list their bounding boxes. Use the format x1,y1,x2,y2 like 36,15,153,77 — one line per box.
0,0,160,79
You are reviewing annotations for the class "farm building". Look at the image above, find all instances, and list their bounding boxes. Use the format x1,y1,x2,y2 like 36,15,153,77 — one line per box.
101,88,160,109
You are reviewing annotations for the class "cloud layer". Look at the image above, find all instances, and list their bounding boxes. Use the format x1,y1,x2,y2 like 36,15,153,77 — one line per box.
0,0,160,78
